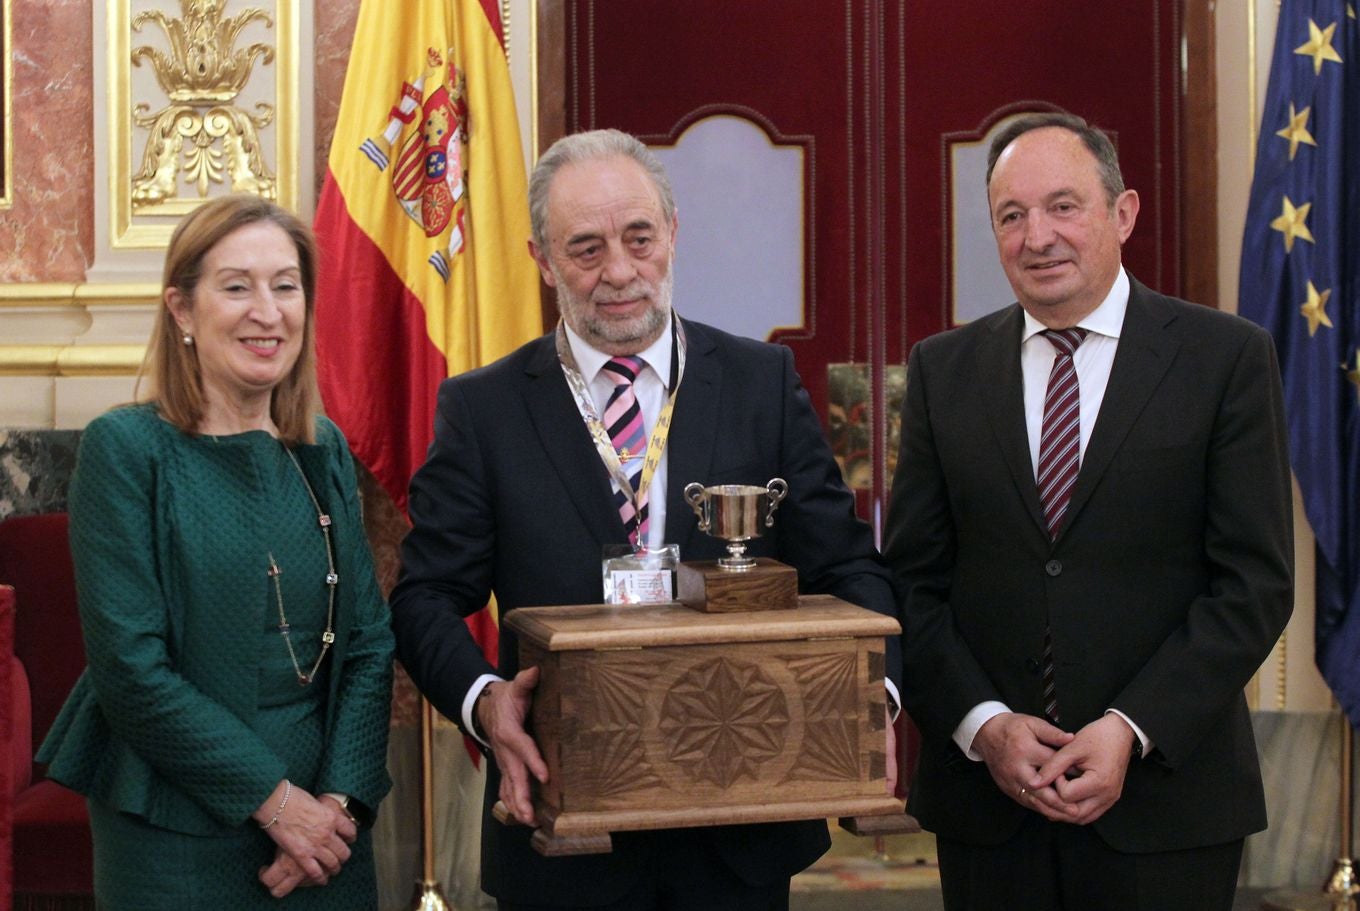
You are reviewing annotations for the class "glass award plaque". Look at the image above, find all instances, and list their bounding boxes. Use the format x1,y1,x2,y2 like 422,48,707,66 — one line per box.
602,543,680,604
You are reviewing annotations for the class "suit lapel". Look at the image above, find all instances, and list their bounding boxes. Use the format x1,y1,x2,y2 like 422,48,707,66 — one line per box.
523,334,629,544
978,306,1049,537
1062,279,1180,539
664,319,721,552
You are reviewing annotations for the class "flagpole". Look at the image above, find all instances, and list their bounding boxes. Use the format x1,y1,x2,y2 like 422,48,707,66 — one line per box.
410,696,454,911
1322,721,1359,899
1262,714,1359,911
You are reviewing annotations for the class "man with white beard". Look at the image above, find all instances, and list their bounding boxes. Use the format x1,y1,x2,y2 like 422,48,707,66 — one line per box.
390,129,903,911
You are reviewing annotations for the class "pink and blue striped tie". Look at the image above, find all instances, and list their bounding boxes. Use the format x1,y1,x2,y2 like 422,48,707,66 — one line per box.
601,356,649,547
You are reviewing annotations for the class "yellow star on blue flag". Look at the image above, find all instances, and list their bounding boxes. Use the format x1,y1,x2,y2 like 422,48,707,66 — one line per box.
1300,280,1334,335
1276,103,1318,159
1270,196,1315,253
1240,0,1360,726
1295,18,1345,73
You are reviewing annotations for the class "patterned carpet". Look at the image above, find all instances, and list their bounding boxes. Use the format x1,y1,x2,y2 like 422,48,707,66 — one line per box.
790,829,1277,911
792,830,940,894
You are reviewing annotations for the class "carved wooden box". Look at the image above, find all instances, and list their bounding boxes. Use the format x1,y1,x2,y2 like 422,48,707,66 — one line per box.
506,594,903,855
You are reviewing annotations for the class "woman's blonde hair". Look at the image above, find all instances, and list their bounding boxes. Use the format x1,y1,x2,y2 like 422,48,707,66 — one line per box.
139,194,321,444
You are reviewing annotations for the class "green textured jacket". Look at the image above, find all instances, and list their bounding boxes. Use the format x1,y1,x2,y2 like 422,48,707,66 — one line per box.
38,404,394,836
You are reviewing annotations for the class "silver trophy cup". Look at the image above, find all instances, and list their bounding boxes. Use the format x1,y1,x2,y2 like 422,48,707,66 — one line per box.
683,478,788,570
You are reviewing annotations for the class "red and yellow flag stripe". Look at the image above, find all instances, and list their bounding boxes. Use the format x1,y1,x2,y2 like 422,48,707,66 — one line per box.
315,0,541,680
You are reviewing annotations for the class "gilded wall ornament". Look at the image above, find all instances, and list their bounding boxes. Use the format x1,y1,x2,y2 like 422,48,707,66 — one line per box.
129,0,276,207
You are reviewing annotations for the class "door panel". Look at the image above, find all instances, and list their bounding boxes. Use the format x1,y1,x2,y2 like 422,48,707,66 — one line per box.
554,0,1183,521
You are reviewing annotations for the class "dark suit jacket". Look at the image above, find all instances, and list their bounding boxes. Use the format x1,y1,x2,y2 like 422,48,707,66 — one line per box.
883,277,1293,853
390,317,901,905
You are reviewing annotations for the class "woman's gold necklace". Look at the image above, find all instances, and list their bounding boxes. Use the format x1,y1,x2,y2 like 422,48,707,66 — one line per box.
266,447,338,686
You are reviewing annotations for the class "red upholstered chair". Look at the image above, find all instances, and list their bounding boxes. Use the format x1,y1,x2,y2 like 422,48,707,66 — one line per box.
0,514,94,910
2,584,16,911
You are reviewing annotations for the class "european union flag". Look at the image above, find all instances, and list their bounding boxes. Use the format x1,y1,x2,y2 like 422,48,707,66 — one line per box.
1239,0,1360,723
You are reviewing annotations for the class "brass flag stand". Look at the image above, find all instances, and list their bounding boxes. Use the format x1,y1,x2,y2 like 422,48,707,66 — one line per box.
409,696,454,911
1263,716,1359,911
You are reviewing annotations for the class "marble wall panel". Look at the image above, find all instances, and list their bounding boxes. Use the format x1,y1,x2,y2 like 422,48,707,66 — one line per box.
0,427,80,519
312,0,359,199
0,0,94,282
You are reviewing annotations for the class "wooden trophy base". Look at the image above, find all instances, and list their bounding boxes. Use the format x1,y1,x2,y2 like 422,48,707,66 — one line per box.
677,557,798,612
497,796,911,856
505,595,910,856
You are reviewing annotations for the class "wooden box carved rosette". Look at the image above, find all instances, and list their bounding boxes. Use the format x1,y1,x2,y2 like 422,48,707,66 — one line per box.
505,594,905,856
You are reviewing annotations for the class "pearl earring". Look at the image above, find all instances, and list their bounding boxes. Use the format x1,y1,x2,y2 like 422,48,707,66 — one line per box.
182,334,194,346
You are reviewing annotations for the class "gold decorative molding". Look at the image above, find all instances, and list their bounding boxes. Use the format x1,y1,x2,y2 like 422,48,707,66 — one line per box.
109,0,298,248
0,282,160,308
1,0,12,209
0,283,157,376
1276,628,1288,708
0,344,146,376
1249,0,1259,155
529,0,539,159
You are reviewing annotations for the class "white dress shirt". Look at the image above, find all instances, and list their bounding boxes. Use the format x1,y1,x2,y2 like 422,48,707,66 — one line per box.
954,267,1152,759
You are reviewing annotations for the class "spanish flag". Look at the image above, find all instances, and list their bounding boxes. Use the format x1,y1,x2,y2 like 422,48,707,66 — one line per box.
314,0,539,680
314,0,540,515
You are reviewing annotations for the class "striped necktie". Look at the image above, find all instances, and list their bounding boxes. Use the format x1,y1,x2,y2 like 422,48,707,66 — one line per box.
1037,328,1088,538
601,356,649,547
1036,327,1088,725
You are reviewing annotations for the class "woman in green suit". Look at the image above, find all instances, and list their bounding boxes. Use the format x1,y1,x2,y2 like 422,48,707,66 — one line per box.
39,195,394,908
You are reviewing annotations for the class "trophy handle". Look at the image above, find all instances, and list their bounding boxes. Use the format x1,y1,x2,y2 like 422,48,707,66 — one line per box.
684,482,710,532
765,478,788,527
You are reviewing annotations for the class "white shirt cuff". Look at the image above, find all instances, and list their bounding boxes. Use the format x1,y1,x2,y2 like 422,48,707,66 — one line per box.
953,701,1011,760
885,679,902,723
462,673,504,747
1107,708,1153,757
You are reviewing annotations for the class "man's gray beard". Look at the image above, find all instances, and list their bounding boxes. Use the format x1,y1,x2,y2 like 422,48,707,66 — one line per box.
557,266,674,353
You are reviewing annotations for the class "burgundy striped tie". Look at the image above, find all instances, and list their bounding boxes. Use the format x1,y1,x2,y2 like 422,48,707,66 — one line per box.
1036,327,1087,725
1037,328,1088,537
601,356,649,547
